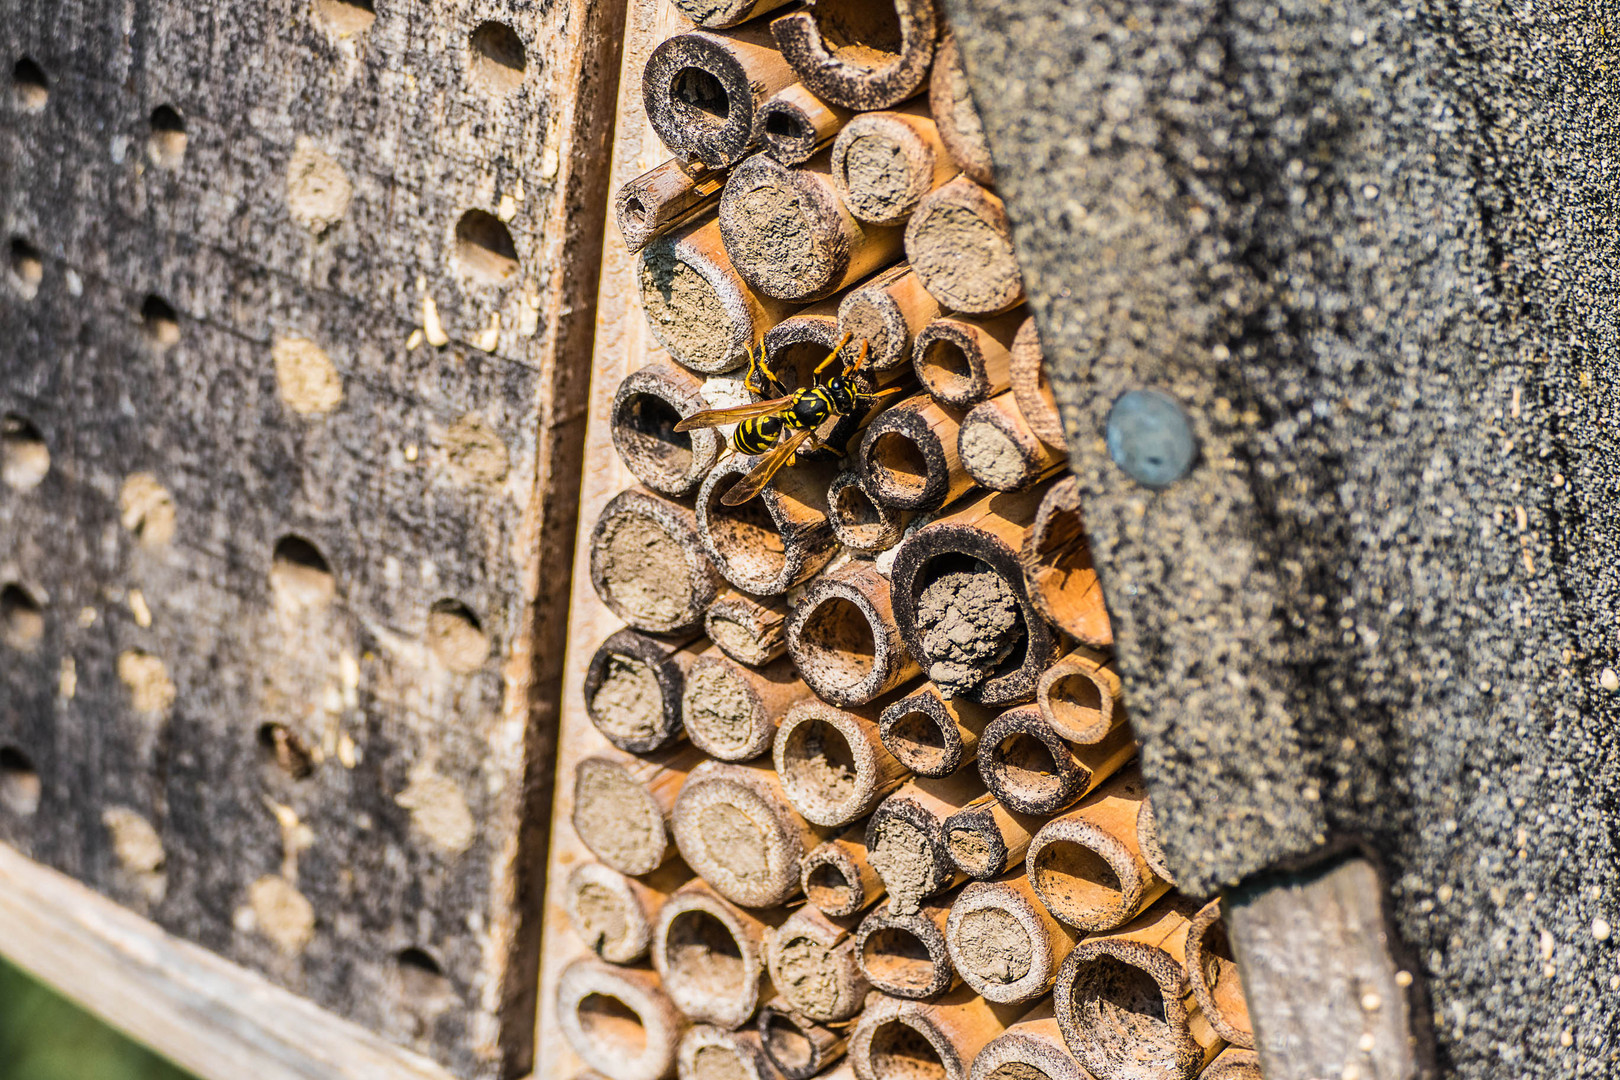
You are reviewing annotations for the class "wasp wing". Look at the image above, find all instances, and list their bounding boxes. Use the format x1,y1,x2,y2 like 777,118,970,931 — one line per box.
721,426,815,505
672,395,793,432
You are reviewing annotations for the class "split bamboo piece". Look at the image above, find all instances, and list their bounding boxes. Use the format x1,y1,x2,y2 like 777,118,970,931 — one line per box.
590,487,724,634
718,150,904,302
1136,798,1177,888
877,684,994,778
644,26,797,169
787,561,921,705
977,703,1135,816
831,102,959,227
826,470,912,555
941,793,1043,882
865,774,984,915
1026,766,1170,934
672,758,829,907
1020,478,1111,648
573,746,707,876
584,629,707,753
859,392,972,512
765,906,871,1022
837,263,942,373
849,989,1015,1080
564,860,688,965
757,1005,847,1078
617,159,726,253
676,1025,779,1080
959,394,1065,492
1036,646,1126,746
906,178,1025,315
683,651,815,761
558,957,687,1080
928,35,994,187
756,84,852,166
1052,898,1224,1080
1009,317,1066,448
768,0,938,110
1184,900,1255,1050
967,1002,1090,1080
696,455,839,595
800,826,885,918
673,0,795,29
912,312,1022,408
705,591,792,667
1199,1048,1261,1080
612,361,727,496
855,891,960,1000
774,699,910,827
945,875,1079,1005
654,880,778,1028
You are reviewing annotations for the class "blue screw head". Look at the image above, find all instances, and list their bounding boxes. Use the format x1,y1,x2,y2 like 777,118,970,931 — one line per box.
1106,389,1197,489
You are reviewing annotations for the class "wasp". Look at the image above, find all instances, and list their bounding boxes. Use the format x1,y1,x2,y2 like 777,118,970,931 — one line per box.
675,332,901,505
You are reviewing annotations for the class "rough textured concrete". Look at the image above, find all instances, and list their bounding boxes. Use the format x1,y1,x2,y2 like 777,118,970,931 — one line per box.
944,0,1619,1075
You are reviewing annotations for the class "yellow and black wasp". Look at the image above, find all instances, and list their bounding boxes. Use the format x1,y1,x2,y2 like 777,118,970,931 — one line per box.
675,332,901,505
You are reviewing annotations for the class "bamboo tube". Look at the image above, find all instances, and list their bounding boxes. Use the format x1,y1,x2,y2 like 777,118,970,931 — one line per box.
865,774,984,915
941,793,1042,882
1184,900,1255,1050
1052,898,1223,1080
928,35,994,187
564,861,687,965
617,159,727,254
584,629,707,753
1026,766,1170,934
855,893,959,1000
696,456,839,595
831,103,958,227
1136,798,1177,888
674,0,795,30
769,0,939,111
826,470,912,555
706,591,792,667
890,486,1066,705
849,989,1014,1080
800,827,885,918
906,178,1024,316
858,392,972,512
677,1024,781,1080
644,26,797,169
654,881,778,1028
573,747,707,876
718,150,904,302
774,699,910,827
912,312,1021,408
683,652,814,761
757,1005,847,1078
967,1002,1089,1080
558,957,687,1080
877,684,993,778
612,361,726,496
765,907,871,1023
787,561,921,705
591,487,724,634
756,84,852,166
1008,316,1066,448
638,218,795,375
959,395,1065,493
672,758,829,907
977,704,1135,816
944,876,1079,1005
837,263,942,373
1036,647,1126,746
1199,1048,1261,1080
1019,477,1111,647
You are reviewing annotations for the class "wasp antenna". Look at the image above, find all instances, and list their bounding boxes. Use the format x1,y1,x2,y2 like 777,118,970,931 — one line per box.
847,338,871,376
813,331,856,376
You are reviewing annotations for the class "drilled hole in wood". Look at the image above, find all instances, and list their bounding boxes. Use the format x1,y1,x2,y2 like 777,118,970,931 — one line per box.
141,294,181,347
0,746,40,816
270,535,336,608
862,926,938,993
312,0,376,36
577,991,649,1056
0,584,44,651
148,105,187,169
397,947,454,999
455,209,520,283
8,237,42,297
869,1018,945,1080
672,67,729,125
428,599,490,673
470,21,526,95
257,723,314,780
1,415,50,490
12,57,47,111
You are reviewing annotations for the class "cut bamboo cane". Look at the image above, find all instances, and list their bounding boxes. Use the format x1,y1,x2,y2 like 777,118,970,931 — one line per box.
1008,316,1066,448
967,1002,1090,1080
674,0,796,30
928,35,994,187
654,880,778,1028
677,1024,780,1080
558,957,687,1080
672,758,829,907
757,1005,847,1078
761,303,889,458
756,84,852,166
977,703,1135,816
1036,646,1126,746
718,150,904,302
1026,766,1170,934
1052,898,1224,1080
856,893,959,1000
765,906,871,1023
1184,900,1255,1051
706,591,792,667
837,263,942,373
584,629,708,753
774,699,910,827
591,487,724,634
788,561,921,705
959,394,1065,493
944,875,1079,1005
831,103,958,227
1198,1048,1261,1080
1135,798,1177,888
858,392,972,512
769,0,939,111
683,651,815,761
612,361,727,496
865,774,984,915
877,684,994,778
573,746,707,876
800,826,885,918
912,312,1022,408
697,456,839,595
617,159,727,254
940,793,1042,882
1019,477,1111,648
564,861,687,965
906,178,1024,316
644,26,797,169
826,470,912,555
849,989,1014,1080
638,218,796,375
